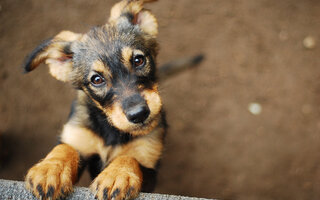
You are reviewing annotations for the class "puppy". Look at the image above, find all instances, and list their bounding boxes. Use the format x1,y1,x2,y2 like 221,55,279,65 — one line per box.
23,0,165,199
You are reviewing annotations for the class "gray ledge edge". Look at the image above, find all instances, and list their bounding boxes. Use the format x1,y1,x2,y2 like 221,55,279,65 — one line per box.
0,179,214,200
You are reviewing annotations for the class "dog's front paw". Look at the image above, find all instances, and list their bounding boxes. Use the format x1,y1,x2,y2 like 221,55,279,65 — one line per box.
90,156,142,200
25,159,74,200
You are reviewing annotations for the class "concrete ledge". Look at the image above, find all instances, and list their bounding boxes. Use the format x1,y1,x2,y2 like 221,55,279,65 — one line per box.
0,179,213,200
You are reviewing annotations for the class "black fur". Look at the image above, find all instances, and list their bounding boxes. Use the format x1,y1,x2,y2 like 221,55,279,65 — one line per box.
87,154,103,180
22,38,53,73
121,94,146,111
77,155,88,181
140,164,158,192
87,102,134,146
86,86,115,106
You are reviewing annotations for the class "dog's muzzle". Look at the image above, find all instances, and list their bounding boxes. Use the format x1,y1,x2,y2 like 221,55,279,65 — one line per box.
122,94,150,124
125,104,150,124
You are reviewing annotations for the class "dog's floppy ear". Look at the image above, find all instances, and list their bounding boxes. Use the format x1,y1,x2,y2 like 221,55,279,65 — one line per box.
109,0,158,37
23,31,82,82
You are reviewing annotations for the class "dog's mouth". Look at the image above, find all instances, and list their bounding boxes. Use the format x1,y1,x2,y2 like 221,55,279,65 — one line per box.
104,100,161,136
102,85,162,136
128,113,161,135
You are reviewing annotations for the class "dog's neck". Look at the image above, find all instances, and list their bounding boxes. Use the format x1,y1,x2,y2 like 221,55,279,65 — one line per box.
85,98,135,146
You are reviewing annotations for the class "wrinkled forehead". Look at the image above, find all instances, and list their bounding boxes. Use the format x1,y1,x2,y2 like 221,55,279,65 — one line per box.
80,27,131,54
71,26,145,78
73,26,146,63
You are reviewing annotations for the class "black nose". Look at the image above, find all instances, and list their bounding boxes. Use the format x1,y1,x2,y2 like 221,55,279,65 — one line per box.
126,104,150,124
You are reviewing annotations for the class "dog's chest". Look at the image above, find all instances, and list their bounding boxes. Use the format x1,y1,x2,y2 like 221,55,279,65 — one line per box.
60,124,125,164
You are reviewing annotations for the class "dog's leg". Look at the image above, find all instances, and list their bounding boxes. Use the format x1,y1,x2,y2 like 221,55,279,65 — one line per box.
25,144,79,200
90,155,142,200
89,126,164,200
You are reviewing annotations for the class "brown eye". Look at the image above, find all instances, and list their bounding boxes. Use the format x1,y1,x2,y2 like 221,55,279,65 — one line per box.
91,74,105,86
133,55,145,67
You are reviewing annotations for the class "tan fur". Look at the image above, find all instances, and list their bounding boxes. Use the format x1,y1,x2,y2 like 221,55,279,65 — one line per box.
131,112,161,135
29,51,49,71
60,124,112,163
137,10,158,36
106,96,161,136
109,1,143,24
133,49,143,55
25,144,79,200
109,0,158,37
29,31,82,82
141,84,162,121
106,101,131,131
47,31,82,81
54,30,82,42
29,31,82,72
109,0,158,24
112,126,164,168
121,47,133,69
61,122,164,169
90,155,142,200
92,60,108,74
46,57,73,82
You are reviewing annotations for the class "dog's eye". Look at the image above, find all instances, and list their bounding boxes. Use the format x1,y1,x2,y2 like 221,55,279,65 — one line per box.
133,55,145,67
91,74,105,86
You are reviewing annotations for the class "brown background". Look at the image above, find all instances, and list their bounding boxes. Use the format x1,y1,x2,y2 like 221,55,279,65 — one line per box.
1,0,320,199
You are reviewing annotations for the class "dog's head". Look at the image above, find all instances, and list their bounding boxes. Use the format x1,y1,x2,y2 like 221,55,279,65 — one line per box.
23,0,162,136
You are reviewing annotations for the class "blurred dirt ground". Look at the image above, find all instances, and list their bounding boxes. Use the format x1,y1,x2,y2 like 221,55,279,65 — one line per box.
1,0,320,199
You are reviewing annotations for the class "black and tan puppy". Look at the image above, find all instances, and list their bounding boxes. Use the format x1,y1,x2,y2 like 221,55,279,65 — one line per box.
23,0,166,200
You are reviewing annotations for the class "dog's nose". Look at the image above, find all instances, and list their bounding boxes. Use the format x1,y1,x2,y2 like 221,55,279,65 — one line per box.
126,104,150,124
